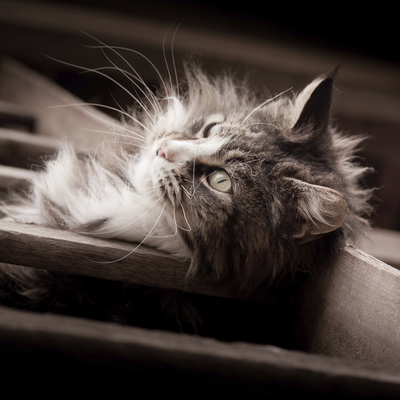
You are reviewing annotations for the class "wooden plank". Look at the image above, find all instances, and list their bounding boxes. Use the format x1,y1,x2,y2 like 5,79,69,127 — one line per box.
0,164,36,189
295,246,400,367
1,304,400,397
0,127,59,167
0,219,191,289
0,57,122,150
1,218,400,363
0,220,283,304
362,228,400,270
0,99,37,132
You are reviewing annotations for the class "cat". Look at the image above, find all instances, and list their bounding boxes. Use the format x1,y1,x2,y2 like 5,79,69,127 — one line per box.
0,54,373,338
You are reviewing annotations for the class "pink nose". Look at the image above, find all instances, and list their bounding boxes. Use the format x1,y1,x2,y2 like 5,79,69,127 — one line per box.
157,140,173,161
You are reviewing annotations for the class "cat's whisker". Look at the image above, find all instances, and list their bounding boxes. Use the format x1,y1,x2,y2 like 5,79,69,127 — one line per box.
163,24,176,98
79,193,165,236
80,129,147,148
180,157,197,198
48,102,148,142
199,80,224,104
231,164,239,178
98,139,146,151
87,203,167,264
77,30,164,115
91,53,157,124
246,122,278,130
241,87,293,124
85,44,169,103
110,192,160,213
94,44,157,104
45,55,156,133
169,19,184,99
189,171,215,198
109,90,154,131
230,160,242,177
87,63,162,119
191,158,196,195
180,184,194,199
244,143,255,156
245,164,256,176
245,158,260,165
178,203,192,232
230,159,258,177
146,206,179,239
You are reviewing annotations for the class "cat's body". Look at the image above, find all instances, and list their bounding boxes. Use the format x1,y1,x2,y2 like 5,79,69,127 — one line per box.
0,58,373,338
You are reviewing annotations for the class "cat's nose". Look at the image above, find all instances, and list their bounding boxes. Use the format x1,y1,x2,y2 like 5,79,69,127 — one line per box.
157,140,174,161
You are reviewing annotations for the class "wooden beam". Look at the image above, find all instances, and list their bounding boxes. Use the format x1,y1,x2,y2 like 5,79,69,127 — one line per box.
0,127,59,167
0,164,35,189
0,99,37,132
295,245,400,367
0,220,282,304
0,57,121,150
1,304,400,397
361,228,400,270
1,218,400,367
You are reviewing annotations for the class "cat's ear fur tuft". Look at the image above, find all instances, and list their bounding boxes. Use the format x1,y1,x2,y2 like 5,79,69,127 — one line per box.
287,177,349,244
292,66,339,135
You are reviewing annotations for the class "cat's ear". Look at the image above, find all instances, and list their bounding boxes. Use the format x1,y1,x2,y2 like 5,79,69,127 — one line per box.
292,66,339,135
287,177,349,244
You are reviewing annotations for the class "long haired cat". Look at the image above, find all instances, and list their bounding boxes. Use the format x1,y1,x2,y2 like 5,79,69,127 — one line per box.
0,51,373,337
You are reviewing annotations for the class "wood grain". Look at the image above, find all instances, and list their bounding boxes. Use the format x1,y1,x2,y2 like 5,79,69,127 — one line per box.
0,57,121,150
0,220,283,304
0,127,59,167
0,164,36,189
361,228,400,270
295,245,400,367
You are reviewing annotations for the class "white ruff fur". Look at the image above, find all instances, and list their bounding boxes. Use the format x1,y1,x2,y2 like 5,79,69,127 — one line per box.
2,80,231,259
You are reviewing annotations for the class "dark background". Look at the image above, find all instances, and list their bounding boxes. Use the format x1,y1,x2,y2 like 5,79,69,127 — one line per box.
48,0,398,65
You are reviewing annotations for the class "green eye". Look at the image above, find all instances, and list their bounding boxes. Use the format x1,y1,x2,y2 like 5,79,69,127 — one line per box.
208,170,232,193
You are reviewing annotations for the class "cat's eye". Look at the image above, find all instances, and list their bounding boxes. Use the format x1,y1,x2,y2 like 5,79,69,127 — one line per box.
208,170,232,193
203,123,218,138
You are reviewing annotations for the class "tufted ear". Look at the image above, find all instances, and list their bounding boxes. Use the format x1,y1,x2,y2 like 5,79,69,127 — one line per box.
292,66,339,136
286,177,349,244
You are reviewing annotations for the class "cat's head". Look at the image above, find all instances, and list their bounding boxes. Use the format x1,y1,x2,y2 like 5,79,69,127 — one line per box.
145,66,372,294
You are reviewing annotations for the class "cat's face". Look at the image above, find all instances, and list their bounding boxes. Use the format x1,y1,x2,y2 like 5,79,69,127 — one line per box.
136,67,369,294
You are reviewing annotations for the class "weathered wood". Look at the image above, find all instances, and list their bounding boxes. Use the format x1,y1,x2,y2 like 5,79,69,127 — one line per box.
0,219,191,289
1,304,399,397
0,99,37,132
362,227,400,270
0,220,281,304
295,245,400,367
0,127,59,167
0,164,36,189
0,57,121,150
1,217,400,367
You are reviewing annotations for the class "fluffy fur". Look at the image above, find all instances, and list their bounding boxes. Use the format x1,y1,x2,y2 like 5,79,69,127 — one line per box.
0,56,373,333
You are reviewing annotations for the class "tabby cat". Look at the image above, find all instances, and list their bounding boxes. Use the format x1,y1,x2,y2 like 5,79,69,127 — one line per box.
0,55,373,337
